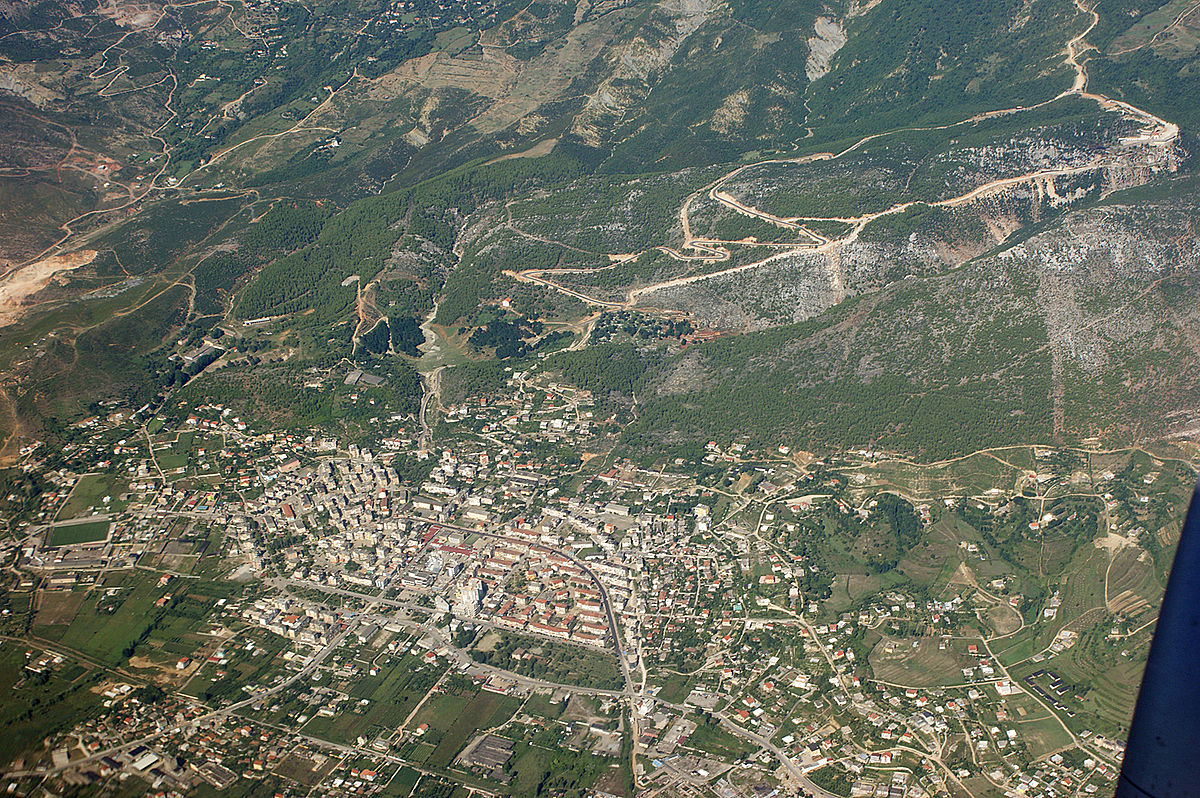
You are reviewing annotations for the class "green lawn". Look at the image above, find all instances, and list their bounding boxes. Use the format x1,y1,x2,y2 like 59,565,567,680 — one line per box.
47,520,111,547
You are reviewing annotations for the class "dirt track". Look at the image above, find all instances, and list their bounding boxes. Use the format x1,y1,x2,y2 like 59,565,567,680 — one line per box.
510,0,1179,313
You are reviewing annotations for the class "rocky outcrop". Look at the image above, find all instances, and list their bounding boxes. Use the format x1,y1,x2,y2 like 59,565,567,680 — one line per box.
805,16,846,82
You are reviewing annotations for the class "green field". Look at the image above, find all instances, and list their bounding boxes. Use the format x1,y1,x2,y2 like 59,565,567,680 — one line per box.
509,746,558,795
409,687,522,768
47,520,111,547
1011,621,1151,738
154,431,199,471
35,571,204,667
522,692,568,720
868,635,968,687
384,766,421,796
498,734,620,796
300,655,446,745
1015,714,1076,758
469,632,624,689
683,718,757,761
0,645,104,765
655,672,697,704
57,473,126,520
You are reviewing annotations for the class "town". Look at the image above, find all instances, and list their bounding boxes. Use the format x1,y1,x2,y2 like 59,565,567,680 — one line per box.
0,359,1184,798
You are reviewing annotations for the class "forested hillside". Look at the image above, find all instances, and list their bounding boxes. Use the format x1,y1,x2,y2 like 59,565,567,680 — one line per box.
1,0,1197,462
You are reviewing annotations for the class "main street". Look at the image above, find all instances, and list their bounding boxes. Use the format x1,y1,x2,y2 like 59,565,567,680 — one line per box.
401,518,851,796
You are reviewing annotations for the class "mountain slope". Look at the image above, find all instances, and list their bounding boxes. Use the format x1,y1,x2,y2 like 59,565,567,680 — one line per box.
0,0,1197,462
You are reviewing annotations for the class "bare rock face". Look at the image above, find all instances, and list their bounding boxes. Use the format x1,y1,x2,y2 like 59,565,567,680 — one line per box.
0,64,64,107
805,16,846,82
1010,204,1199,374
637,191,1200,453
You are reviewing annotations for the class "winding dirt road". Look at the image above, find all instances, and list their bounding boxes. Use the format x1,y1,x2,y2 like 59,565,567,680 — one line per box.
511,1,1178,313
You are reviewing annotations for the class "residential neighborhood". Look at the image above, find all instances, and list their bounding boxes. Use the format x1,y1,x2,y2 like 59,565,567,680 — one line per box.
0,362,1172,798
